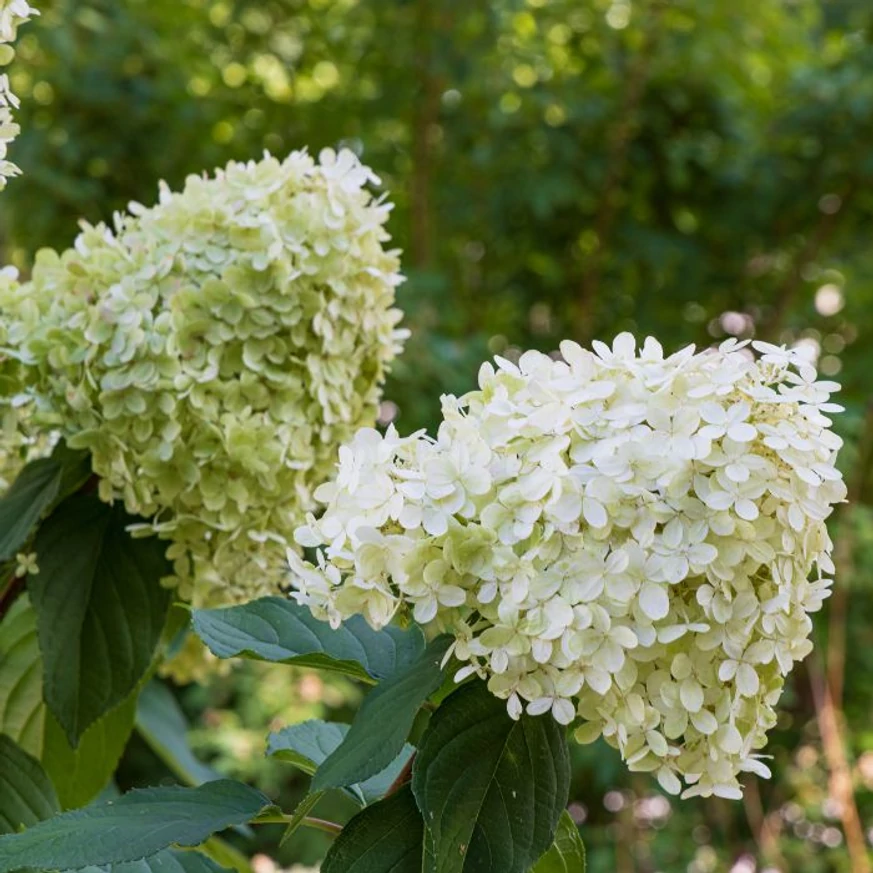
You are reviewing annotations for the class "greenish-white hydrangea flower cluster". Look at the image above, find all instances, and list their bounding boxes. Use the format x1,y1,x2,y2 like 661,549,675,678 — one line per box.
289,335,845,800
0,269,53,491
0,0,37,189
0,148,406,607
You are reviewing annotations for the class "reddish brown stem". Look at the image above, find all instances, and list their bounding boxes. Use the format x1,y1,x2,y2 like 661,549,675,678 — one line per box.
827,399,873,712
0,573,24,623
387,752,416,795
809,653,871,873
742,776,786,868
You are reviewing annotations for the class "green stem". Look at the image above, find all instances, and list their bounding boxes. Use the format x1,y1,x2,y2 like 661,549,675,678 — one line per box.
253,813,343,836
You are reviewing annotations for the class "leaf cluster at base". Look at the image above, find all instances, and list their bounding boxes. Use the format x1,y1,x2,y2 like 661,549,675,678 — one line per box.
0,555,582,873
192,599,581,872
318,680,575,873
0,446,173,808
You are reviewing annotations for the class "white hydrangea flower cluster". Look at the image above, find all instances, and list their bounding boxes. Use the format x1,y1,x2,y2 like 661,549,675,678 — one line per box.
288,334,845,800
0,0,37,189
0,148,406,607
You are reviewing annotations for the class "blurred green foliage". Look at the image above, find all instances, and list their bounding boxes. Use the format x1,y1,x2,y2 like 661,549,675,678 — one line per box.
5,0,873,870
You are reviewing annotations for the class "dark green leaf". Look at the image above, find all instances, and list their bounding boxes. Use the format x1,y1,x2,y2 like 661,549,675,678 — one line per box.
135,684,251,842
0,459,60,562
159,605,201,663
0,734,59,835
267,719,340,775
278,791,323,847
192,596,424,682
136,681,223,787
321,786,423,873
0,445,90,563
412,680,570,873
69,848,232,873
267,719,414,805
531,811,585,873
49,443,94,498
0,594,138,809
196,837,253,873
43,693,138,809
0,595,43,757
29,494,171,746
0,780,273,873
423,829,436,873
312,636,451,795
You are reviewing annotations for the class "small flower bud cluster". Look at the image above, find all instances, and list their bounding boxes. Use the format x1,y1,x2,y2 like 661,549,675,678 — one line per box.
289,335,845,799
0,148,406,607
0,0,37,189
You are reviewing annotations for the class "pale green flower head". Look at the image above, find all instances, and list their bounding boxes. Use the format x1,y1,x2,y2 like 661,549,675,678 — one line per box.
0,265,52,489
0,148,406,607
290,335,845,800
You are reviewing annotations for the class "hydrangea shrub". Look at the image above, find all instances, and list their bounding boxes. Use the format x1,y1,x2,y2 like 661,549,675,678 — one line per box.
288,334,845,800
0,148,406,606
0,3,852,866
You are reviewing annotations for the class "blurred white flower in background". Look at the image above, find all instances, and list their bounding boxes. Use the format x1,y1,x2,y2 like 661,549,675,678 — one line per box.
252,855,319,873
0,0,37,189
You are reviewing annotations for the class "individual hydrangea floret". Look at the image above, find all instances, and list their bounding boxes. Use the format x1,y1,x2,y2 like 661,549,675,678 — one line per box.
0,0,37,189
288,334,845,800
0,148,406,607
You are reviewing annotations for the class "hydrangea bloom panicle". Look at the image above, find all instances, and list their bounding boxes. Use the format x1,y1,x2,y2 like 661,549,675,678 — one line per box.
289,334,845,800
0,0,37,189
0,148,406,609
